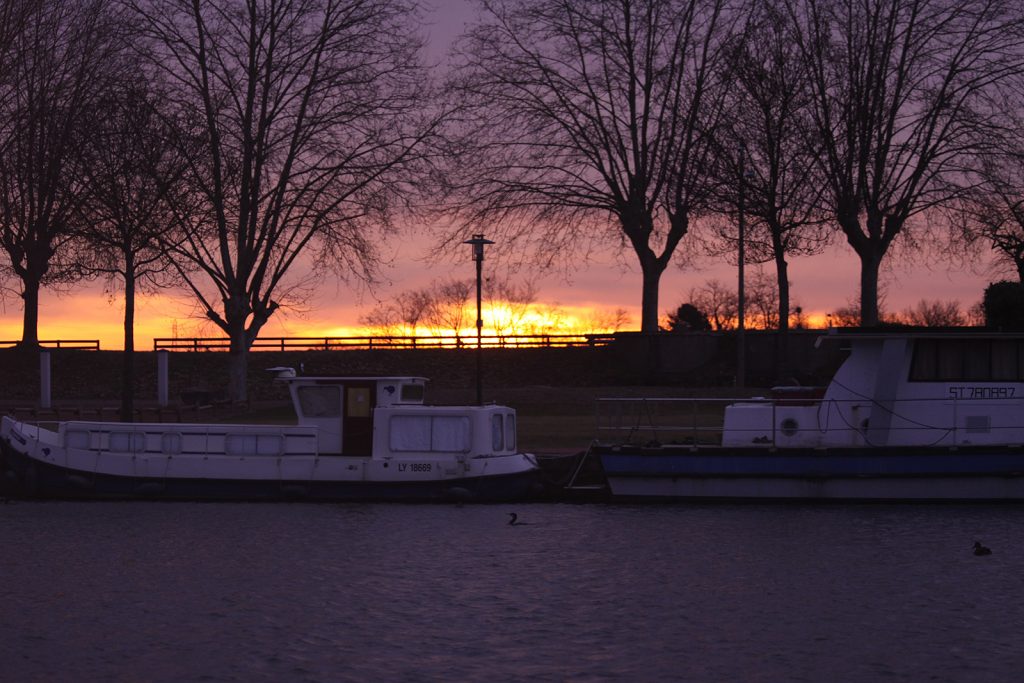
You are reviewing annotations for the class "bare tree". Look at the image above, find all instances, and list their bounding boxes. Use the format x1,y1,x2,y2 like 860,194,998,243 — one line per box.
393,289,434,336
897,299,966,326
76,78,190,420
957,143,1024,281
746,267,779,329
785,0,1024,326
711,0,828,342
485,276,538,336
424,278,472,338
688,278,737,330
130,0,440,400
446,0,735,333
0,0,127,346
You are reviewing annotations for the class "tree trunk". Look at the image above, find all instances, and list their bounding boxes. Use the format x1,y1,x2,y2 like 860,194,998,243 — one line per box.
120,269,136,422
639,259,665,334
775,253,791,380
20,277,41,347
859,252,881,327
228,328,249,403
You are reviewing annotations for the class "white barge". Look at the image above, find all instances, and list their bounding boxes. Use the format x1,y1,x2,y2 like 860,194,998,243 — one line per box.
0,368,540,501
591,330,1024,500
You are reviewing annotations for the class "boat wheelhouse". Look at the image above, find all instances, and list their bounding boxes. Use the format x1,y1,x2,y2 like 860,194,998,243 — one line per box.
588,330,1024,500
0,368,540,501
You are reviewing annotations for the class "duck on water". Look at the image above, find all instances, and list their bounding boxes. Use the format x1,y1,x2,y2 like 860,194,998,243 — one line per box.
0,368,541,502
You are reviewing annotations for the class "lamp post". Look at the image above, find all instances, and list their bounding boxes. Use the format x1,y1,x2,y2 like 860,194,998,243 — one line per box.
464,234,494,405
737,145,747,389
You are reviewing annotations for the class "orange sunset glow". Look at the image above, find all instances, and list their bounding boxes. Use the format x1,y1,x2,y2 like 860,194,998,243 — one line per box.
0,241,991,351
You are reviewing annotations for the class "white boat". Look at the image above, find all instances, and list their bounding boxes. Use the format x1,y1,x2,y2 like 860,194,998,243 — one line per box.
0,368,540,501
590,330,1024,500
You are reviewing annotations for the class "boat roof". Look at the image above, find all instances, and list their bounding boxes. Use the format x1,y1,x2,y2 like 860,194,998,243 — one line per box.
284,376,428,382
815,327,1024,347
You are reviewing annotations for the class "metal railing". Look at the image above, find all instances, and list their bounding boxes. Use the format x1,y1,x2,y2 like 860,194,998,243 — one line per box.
0,339,100,350
153,333,617,352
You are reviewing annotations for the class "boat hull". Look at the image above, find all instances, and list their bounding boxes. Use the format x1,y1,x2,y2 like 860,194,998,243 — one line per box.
596,445,1024,501
0,439,541,503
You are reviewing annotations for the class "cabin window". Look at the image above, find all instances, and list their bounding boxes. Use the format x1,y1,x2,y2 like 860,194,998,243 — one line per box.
66,430,89,449
505,414,516,451
992,341,1018,380
400,384,424,402
389,415,470,452
492,415,504,450
347,387,371,417
109,431,146,453
226,434,257,456
910,339,1024,382
937,342,962,380
226,434,283,456
964,344,990,380
298,386,341,417
161,433,181,454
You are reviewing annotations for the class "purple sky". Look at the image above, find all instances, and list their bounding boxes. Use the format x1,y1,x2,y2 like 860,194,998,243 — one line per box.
0,0,1001,347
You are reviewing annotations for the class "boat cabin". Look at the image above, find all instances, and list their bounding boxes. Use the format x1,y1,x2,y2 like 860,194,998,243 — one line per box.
272,368,518,458
722,330,1024,448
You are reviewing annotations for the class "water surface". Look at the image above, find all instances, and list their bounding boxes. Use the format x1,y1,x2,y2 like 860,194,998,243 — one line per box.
2,501,1023,681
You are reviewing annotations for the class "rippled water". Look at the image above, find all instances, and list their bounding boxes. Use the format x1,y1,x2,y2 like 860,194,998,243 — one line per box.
2,501,1024,682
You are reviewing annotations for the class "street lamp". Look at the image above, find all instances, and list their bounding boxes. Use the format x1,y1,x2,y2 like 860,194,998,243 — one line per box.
464,234,494,405
737,144,748,389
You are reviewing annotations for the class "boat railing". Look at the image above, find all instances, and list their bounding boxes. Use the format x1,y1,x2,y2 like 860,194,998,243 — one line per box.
595,395,1024,448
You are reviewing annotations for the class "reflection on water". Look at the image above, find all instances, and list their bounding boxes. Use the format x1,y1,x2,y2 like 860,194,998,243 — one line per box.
2,501,1024,682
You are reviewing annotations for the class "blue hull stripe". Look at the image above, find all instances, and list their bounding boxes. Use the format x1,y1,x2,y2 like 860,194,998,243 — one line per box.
597,446,1024,478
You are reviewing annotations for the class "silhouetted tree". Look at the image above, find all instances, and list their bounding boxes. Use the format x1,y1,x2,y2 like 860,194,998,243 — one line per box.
0,0,127,346
425,279,473,338
984,281,1024,330
76,78,191,420
785,0,1024,326
957,145,1024,282
898,299,967,327
446,0,735,332
688,279,738,330
711,0,828,368
130,0,440,401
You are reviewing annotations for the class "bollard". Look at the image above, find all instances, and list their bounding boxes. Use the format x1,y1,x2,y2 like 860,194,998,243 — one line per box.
40,349,51,410
157,349,169,407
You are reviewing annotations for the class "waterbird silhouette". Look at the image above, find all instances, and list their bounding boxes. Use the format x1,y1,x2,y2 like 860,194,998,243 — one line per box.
508,512,529,526
974,541,992,556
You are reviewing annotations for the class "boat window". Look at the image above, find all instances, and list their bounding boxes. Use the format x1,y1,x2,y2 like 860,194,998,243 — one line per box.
226,434,257,456
964,343,991,380
389,415,470,452
937,342,962,380
298,386,341,417
505,414,516,451
109,431,145,453
910,339,1024,382
432,416,471,451
347,387,371,417
66,430,89,449
992,341,1018,380
492,414,504,451
400,384,424,402
910,340,939,380
161,433,181,455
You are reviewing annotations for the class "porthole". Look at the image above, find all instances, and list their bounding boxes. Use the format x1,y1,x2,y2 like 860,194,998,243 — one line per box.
780,418,799,437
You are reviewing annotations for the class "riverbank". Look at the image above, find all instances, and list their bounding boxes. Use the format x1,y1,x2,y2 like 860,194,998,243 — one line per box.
0,341,831,451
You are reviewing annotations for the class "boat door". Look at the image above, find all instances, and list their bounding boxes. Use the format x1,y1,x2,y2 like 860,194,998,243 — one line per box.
343,383,376,456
